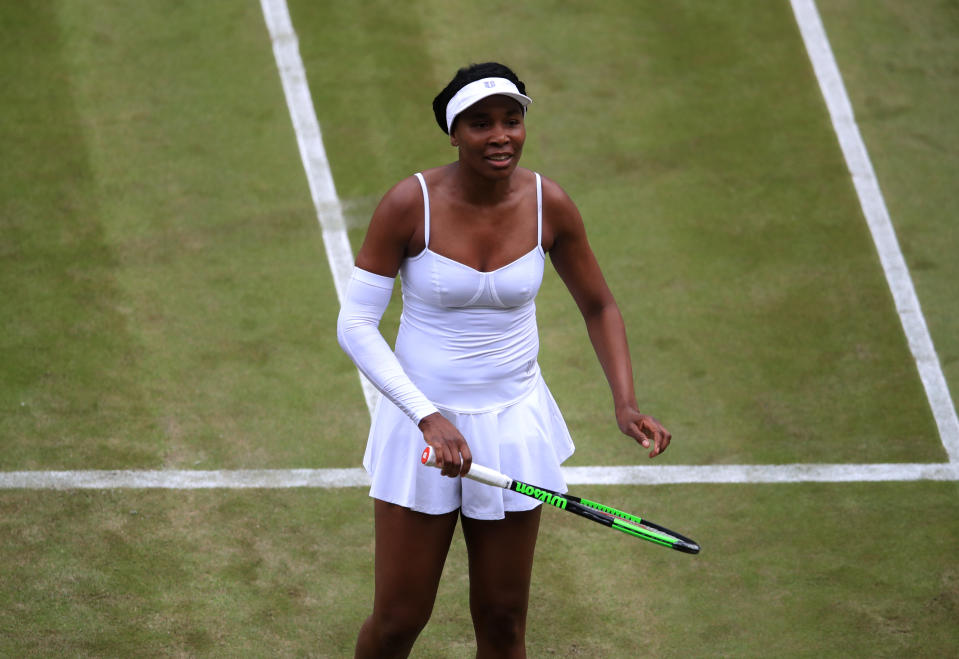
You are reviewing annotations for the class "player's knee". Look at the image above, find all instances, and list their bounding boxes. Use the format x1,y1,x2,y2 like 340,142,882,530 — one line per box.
474,604,526,649
371,604,431,650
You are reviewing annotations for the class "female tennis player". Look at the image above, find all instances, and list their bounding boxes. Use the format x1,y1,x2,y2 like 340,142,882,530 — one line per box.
337,61,671,657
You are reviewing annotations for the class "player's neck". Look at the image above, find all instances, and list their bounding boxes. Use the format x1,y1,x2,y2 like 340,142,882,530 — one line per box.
448,162,521,206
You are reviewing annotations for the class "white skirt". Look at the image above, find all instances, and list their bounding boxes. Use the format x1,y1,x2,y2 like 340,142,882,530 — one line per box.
362,374,575,520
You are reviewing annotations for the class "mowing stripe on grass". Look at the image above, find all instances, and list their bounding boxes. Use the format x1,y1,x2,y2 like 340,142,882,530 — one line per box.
260,0,378,414
791,0,959,464
1,463,957,489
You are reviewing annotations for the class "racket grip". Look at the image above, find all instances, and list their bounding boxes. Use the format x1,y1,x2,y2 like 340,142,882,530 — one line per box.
420,447,513,489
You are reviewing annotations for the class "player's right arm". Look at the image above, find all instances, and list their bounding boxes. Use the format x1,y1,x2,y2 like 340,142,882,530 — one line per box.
339,176,472,477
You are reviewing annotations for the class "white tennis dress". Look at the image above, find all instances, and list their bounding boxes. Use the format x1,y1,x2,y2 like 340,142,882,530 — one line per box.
363,172,575,519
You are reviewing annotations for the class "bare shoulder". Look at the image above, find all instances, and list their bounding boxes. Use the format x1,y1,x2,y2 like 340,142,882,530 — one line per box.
373,174,424,222
538,174,586,249
538,173,571,202
355,175,425,276
542,174,584,219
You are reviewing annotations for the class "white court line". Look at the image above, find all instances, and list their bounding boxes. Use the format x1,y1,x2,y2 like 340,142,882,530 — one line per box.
1,463,957,489
6,2,954,492
260,0,379,414
791,0,959,463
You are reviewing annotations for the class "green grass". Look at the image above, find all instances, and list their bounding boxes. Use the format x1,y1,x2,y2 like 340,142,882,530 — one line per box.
2,0,947,469
1,0,369,470
818,0,959,410
0,488,374,656
1,482,956,656
0,1,159,469
1,0,957,656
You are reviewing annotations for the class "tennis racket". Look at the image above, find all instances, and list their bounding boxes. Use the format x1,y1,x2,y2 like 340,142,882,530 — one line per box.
420,446,700,554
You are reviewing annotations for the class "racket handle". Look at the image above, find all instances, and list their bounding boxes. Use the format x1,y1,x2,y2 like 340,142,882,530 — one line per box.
420,447,513,489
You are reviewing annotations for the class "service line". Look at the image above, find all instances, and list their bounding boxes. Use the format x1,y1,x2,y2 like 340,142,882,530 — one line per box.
1,463,957,489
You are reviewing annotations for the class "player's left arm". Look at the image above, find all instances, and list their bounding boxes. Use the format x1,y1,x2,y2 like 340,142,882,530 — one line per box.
542,177,671,458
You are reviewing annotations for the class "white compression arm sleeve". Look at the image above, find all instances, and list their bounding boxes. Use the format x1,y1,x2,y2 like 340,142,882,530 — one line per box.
336,267,439,425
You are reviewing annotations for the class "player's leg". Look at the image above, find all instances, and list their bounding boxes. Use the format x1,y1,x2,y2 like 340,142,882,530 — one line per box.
354,500,459,659
461,506,542,658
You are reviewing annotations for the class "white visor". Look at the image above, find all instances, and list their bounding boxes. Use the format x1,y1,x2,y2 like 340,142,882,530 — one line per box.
445,77,532,134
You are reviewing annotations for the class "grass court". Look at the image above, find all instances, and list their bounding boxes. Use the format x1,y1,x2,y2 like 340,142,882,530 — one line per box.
1,0,957,655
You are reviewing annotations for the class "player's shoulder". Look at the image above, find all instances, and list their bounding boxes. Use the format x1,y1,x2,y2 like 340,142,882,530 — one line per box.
535,173,581,224
363,174,427,248
377,173,425,215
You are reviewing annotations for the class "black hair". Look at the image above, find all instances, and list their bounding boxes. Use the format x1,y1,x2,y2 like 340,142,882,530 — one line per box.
431,62,527,135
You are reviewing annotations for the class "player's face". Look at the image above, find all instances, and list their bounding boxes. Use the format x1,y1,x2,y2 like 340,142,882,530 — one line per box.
450,95,526,178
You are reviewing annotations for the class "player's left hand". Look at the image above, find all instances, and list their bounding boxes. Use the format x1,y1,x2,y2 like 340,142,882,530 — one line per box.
617,406,671,458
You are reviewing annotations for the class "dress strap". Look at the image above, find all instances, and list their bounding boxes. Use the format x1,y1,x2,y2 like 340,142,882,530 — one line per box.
414,172,430,247
534,172,543,247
